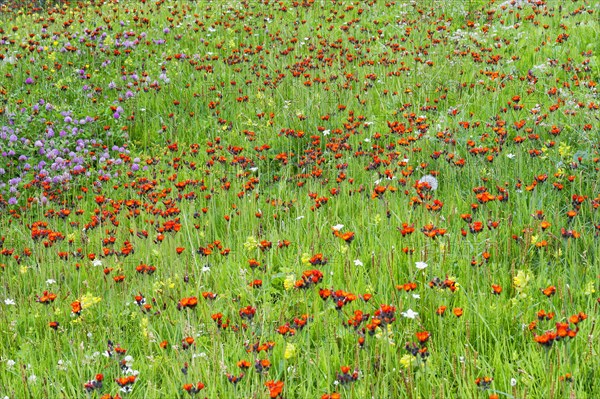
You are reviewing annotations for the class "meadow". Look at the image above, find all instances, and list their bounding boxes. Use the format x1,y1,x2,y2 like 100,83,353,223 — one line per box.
0,0,599,397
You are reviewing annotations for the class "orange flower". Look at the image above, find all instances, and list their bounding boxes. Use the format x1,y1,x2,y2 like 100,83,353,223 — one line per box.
436,305,447,316
182,336,195,350
556,322,569,338
237,360,251,370
491,284,502,295
71,300,82,315
416,331,430,344
37,291,57,304
542,286,556,297
453,308,463,317
178,296,198,310
265,380,284,398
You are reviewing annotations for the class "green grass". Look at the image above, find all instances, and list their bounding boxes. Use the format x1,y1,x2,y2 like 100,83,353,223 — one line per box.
0,0,599,398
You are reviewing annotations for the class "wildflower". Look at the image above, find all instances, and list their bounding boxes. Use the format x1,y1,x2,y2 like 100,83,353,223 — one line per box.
332,224,344,231
36,291,57,304
400,354,416,368
177,297,198,310
226,373,244,384
418,175,438,190
182,337,195,350
237,360,251,370
475,376,493,390
354,259,363,266
415,261,428,270
265,380,284,398
4,298,15,305
401,309,419,319
416,331,430,345
243,236,259,251
336,366,359,385
182,382,205,396
255,359,271,373
513,270,532,291
283,275,296,290
542,286,556,297
284,343,297,359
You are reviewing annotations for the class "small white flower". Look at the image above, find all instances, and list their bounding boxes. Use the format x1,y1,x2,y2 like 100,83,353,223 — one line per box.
322,130,330,136
412,294,421,299
511,378,517,387
415,261,428,270
354,259,364,266
92,259,103,267
506,153,516,159
46,279,56,285
123,355,134,367
417,174,438,190
296,215,305,220
332,224,344,231
28,375,37,384
6,359,16,368
249,167,258,172
4,298,15,305
201,266,211,272
401,309,418,319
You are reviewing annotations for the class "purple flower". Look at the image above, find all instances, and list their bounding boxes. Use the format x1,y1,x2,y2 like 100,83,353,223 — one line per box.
25,77,34,84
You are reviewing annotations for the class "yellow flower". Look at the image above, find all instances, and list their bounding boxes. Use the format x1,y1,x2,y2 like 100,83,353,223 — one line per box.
400,354,416,368
243,236,259,251
80,293,102,310
513,270,532,291
301,253,311,265
20,266,28,274
584,281,596,295
283,275,296,291
140,317,149,338
558,142,572,158
284,343,296,359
